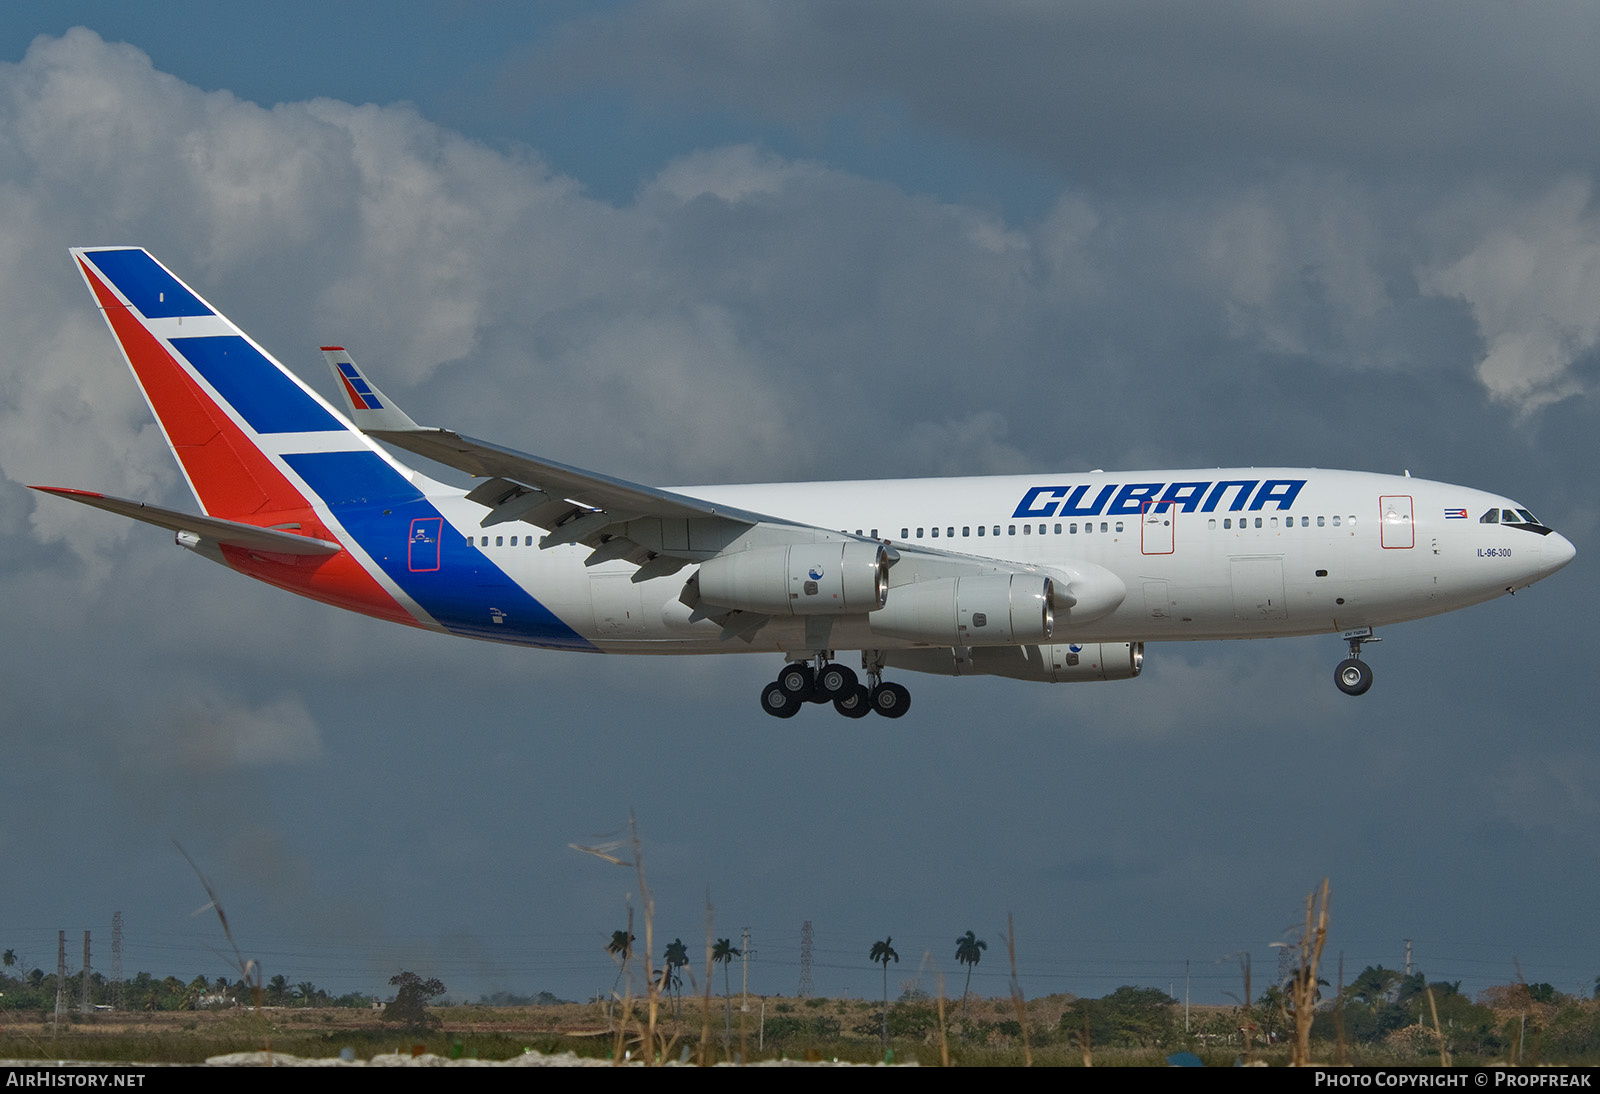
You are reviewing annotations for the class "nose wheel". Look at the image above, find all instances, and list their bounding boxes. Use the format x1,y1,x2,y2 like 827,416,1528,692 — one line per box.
760,653,910,718
1334,628,1379,696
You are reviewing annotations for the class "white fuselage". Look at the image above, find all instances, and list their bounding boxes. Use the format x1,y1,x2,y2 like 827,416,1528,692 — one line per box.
419,466,1573,656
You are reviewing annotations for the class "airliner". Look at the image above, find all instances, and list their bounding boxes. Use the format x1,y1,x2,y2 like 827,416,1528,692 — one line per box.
36,248,1576,718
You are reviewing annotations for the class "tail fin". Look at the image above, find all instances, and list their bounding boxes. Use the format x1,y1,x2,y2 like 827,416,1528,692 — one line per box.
69,247,425,627
72,247,419,520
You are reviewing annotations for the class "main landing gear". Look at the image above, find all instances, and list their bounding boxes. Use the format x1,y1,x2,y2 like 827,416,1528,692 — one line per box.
1334,628,1379,696
759,652,911,719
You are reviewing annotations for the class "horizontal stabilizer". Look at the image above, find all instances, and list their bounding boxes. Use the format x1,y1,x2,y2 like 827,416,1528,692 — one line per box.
31,487,342,556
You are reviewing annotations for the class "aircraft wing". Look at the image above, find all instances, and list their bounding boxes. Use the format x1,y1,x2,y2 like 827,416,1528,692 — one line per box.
322,348,786,551
29,487,342,556
321,350,1126,628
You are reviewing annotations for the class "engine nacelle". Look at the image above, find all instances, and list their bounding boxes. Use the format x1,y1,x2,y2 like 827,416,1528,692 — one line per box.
868,575,1054,646
696,541,889,616
886,642,1144,683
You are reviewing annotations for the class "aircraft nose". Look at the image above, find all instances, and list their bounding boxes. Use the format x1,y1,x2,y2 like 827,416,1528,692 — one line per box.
1543,531,1577,577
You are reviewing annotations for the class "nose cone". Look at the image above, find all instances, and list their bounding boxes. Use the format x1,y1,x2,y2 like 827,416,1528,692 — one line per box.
1543,531,1577,578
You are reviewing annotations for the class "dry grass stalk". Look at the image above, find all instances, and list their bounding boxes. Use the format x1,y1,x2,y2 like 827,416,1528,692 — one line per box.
1289,878,1330,1066
620,813,677,1065
1424,980,1450,1067
174,842,267,1058
935,969,948,1067
610,904,636,1064
1335,951,1348,1067
1003,913,1031,1067
699,895,714,1066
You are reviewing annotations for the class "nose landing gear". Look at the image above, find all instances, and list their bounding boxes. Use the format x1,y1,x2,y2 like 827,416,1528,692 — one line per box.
1334,628,1379,696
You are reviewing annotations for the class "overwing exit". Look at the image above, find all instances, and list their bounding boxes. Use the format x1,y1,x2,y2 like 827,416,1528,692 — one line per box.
36,248,1576,718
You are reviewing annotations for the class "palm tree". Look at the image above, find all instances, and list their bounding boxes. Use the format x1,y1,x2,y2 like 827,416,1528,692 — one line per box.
869,937,899,1051
605,929,634,1002
712,938,742,1045
954,930,987,1013
2,949,16,971
662,938,690,1018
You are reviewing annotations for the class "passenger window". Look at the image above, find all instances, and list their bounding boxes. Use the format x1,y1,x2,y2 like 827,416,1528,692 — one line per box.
1254,518,1262,529
1317,516,1325,527
1008,525,1016,535
993,526,1001,536
1070,523,1078,534
1302,516,1309,527
962,526,970,537
918,528,926,538
1054,523,1062,534
496,536,504,546
1114,522,1123,532
1208,519,1216,530
1085,522,1093,534
871,529,878,539
1100,522,1108,533
931,527,939,538
1348,515,1357,526
948,527,955,538
481,536,489,546
1332,516,1341,527
510,535,518,545
1270,518,1277,528
1023,524,1030,535
901,528,909,539
1224,519,1231,529
977,526,985,537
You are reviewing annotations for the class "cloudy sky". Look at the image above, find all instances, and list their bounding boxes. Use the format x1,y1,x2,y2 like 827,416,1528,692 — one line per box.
2,1,1598,1006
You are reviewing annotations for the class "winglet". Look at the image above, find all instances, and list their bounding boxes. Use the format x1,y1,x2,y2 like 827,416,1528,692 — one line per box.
321,348,422,432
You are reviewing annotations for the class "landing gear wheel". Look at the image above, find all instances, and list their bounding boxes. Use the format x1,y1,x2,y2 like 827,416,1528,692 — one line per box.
1335,658,1373,696
777,663,815,699
870,681,911,718
761,681,801,718
834,683,872,719
816,663,859,699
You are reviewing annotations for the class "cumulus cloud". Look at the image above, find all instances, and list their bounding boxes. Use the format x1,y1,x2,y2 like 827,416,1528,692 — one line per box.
1421,178,1600,415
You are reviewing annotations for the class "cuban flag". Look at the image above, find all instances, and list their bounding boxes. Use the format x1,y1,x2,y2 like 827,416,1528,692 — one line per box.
1444,508,1468,519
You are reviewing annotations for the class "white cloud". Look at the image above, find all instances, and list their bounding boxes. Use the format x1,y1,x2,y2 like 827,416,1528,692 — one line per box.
1421,178,1600,415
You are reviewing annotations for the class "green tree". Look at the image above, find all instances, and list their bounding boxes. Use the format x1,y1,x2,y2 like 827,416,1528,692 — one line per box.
605,929,634,1001
383,971,446,1031
1063,985,1178,1048
712,938,742,1044
661,939,690,1018
2,949,15,970
869,937,899,1051
954,931,987,1013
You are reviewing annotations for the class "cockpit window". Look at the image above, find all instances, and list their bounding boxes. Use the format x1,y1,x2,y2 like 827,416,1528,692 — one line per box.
1485,505,1553,535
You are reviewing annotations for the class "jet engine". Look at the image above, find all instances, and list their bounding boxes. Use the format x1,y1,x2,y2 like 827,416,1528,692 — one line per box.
867,575,1054,646
695,541,889,616
887,641,1144,682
